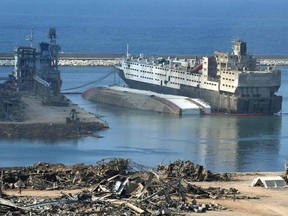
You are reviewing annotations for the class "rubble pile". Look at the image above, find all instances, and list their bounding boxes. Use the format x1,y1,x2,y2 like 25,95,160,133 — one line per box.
0,89,25,122
0,158,254,215
282,175,288,184
280,162,288,183
157,160,230,181
0,193,227,215
0,159,131,191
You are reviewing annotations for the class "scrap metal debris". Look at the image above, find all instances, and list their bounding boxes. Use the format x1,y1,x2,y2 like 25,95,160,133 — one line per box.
157,160,230,181
0,85,24,122
0,158,258,215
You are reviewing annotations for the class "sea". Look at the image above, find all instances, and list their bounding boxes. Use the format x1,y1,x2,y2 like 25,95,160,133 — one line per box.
0,0,288,172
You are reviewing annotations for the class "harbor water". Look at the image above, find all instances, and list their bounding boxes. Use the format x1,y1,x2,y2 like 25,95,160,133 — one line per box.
0,66,288,172
1,0,288,172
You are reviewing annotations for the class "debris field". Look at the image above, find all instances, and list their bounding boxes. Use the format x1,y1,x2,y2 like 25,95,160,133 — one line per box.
0,158,264,215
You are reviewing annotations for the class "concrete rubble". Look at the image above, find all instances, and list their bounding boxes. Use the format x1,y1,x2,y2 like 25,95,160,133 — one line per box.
0,75,25,122
0,158,263,215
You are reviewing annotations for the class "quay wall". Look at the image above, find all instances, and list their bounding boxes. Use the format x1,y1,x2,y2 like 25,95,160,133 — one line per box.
1,53,288,66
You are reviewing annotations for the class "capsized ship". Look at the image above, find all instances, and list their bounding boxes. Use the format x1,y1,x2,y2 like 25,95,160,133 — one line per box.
115,40,282,114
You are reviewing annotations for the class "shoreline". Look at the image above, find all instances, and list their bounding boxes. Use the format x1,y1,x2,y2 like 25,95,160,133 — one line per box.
0,122,106,138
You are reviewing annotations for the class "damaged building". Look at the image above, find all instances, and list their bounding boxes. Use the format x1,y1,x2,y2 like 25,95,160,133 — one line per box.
13,28,66,106
0,28,67,121
0,75,24,121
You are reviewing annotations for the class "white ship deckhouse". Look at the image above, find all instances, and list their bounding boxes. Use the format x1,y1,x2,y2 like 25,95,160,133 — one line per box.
116,40,282,114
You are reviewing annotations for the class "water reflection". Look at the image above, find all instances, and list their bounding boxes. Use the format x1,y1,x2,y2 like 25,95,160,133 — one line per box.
80,99,283,172
0,66,287,172
194,115,282,172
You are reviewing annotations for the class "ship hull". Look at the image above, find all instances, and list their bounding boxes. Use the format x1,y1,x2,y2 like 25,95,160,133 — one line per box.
118,70,282,114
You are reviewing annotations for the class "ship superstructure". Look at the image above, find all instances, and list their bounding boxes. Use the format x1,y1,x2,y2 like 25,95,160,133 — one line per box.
116,40,282,114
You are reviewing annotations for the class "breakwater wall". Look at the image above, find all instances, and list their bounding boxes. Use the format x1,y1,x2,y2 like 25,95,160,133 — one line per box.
0,59,122,66
1,53,288,66
0,53,123,66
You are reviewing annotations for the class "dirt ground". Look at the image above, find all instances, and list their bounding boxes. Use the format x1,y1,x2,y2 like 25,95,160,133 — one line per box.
3,171,287,216
21,94,105,124
193,172,288,216
0,93,108,138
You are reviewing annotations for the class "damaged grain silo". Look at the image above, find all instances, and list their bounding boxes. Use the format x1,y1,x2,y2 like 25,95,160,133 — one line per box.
13,28,67,106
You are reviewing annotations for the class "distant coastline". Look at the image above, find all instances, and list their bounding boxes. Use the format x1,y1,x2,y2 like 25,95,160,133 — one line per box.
1,53,288,66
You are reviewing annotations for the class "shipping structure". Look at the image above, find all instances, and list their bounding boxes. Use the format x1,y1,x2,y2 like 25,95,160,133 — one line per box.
115,40,282,114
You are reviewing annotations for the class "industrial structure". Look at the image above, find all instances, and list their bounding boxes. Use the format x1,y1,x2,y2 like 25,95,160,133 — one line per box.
0,28,67,121
13,28,66,106
0,76,23,121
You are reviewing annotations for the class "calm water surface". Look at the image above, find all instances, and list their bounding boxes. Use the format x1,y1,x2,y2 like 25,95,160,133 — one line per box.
1,0,288,54
1,0,288,172
0,66,287,172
